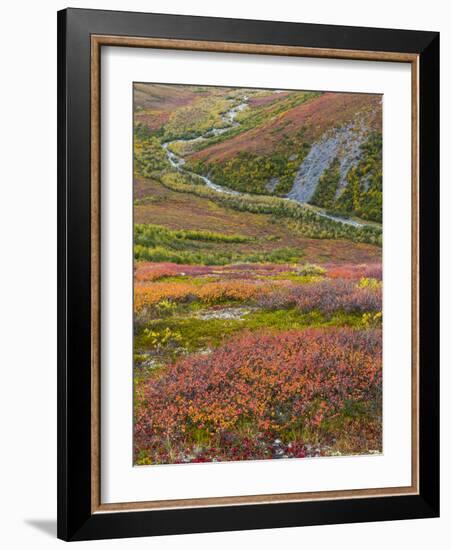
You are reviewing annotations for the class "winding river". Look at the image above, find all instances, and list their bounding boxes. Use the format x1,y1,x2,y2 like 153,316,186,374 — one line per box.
162,96,366,228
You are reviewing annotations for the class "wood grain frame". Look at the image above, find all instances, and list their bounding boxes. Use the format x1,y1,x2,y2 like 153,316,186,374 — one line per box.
90,35,419,513
58,8,439,540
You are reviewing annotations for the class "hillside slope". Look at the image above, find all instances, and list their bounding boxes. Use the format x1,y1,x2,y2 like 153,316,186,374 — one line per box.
134,84,383,224
189,92,380,161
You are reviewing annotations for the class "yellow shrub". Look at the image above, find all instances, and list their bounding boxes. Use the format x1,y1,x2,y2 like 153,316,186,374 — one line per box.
358,277,382,290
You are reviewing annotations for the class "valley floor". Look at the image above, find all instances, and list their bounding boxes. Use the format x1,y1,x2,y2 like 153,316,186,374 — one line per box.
135,177,382,265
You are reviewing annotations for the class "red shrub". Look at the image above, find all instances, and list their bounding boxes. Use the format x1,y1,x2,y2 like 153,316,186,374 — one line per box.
135,328,382,463
292,279,381,314
257,279,381,315
326,263,382,280
135,262,212,281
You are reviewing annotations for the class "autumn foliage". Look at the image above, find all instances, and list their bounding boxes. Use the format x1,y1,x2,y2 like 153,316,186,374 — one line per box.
135,328,382,464
134,264,382,317
326,263,382,280
132,82,384,466
134,280,272,312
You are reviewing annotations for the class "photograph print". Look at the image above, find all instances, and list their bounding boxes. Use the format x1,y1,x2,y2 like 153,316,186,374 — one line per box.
133,83,383,466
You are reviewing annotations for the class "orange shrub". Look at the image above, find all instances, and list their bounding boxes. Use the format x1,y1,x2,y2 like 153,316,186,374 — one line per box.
134,282,196,312
196,281,268,303
134,279,274,312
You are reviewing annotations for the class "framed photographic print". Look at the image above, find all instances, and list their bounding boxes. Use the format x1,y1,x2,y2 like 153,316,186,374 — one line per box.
57,8,439,541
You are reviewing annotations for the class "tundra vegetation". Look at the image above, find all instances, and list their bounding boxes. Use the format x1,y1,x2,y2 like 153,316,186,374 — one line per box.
132,83,383,465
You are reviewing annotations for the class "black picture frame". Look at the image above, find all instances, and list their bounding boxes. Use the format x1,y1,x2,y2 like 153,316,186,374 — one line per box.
57,7,439,541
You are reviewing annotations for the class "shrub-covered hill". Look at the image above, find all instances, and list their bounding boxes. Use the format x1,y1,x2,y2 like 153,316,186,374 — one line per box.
190,92,381,161
134,84,383,223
